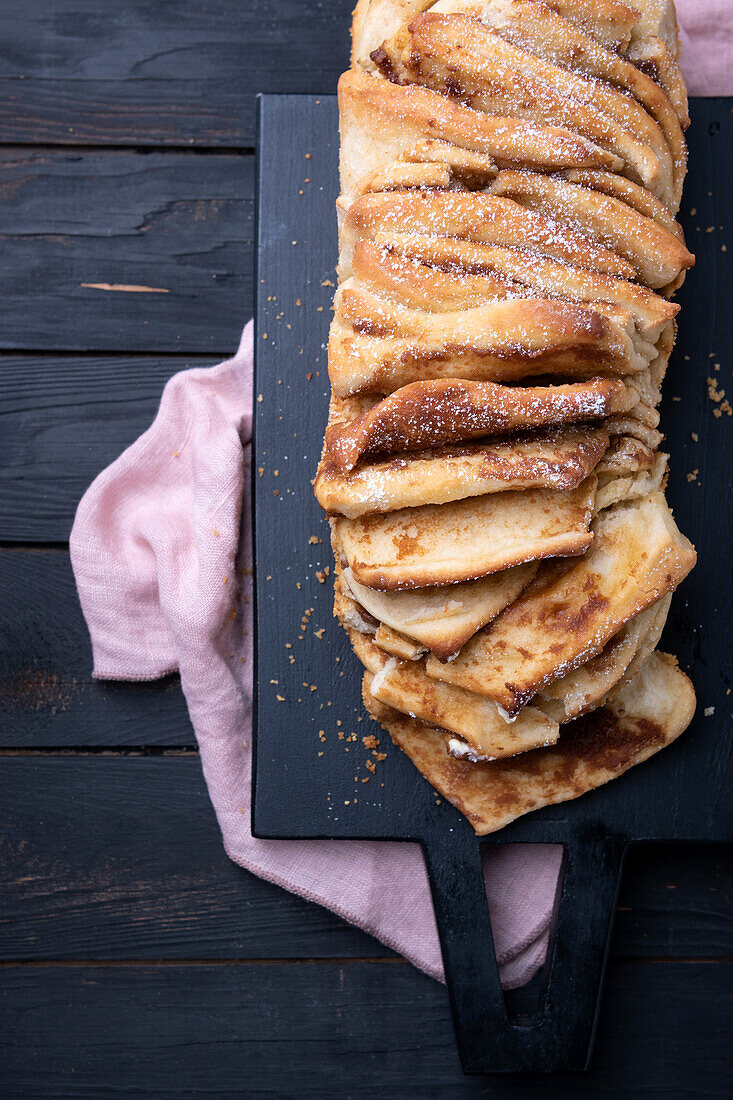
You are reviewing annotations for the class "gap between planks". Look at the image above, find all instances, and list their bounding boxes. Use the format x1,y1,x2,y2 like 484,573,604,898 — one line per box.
0,747,196,756
0,141,256,157
0,957,728,969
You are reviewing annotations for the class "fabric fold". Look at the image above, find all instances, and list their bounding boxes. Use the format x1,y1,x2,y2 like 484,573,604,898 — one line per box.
71,321,562,986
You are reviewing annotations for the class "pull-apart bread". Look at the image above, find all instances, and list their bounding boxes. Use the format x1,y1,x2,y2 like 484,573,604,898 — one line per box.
314,0,696,833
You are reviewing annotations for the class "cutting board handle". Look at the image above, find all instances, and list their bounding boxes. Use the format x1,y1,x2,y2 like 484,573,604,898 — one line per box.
423,826,627,1073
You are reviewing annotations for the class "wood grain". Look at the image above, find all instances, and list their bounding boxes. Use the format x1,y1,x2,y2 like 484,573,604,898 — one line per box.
0,551,194,747
0,356,212,541
0,0,352,147
0,960,730,1098
0,757,730,963
0,150,252,352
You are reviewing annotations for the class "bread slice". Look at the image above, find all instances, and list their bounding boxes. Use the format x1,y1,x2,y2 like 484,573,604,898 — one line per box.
332,476,597,590
341,561,538,660
376,11,672,202
352,631,559,760
489,171,693,288
323,377,634,476
363,650,695,834
339,189,636,283
317,419,608,517
424,491,695,713
338,68,619,198
538,593,672,723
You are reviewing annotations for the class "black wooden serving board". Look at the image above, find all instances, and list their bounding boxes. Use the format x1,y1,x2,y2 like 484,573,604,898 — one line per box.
253,95,733,1074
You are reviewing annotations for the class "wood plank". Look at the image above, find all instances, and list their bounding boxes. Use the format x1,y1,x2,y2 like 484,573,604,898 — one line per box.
0,150,252,352
0,960,730,1096
0,756,384,962
1,0,352,148
0,356,210,541
0,757,730,963
0,551,195,747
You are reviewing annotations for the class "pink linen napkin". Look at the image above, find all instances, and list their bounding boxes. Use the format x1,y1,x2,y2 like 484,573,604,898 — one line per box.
678,0,733,96
70,321,562,986
70,4,729,988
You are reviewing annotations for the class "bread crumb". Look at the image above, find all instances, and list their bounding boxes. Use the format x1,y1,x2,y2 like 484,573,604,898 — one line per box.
704,706,715,717
708,376,726,404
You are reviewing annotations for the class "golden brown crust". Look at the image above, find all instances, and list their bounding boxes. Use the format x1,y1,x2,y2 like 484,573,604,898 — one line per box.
323,378,633,474
378,11,674,202
488,171,694,289
339,69,621,196
332,477,597,589
362,651,695,834
316,420,609,517
339,190,639,281
351,630,560,758
423,492,695,713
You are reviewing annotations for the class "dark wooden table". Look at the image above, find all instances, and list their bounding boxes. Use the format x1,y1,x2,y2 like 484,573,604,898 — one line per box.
0,3,730,1095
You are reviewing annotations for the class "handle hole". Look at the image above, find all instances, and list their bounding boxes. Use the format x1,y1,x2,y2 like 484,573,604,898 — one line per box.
480,840,566,1024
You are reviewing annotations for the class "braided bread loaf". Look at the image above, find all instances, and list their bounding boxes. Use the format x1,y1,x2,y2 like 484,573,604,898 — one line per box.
315,0,697,833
